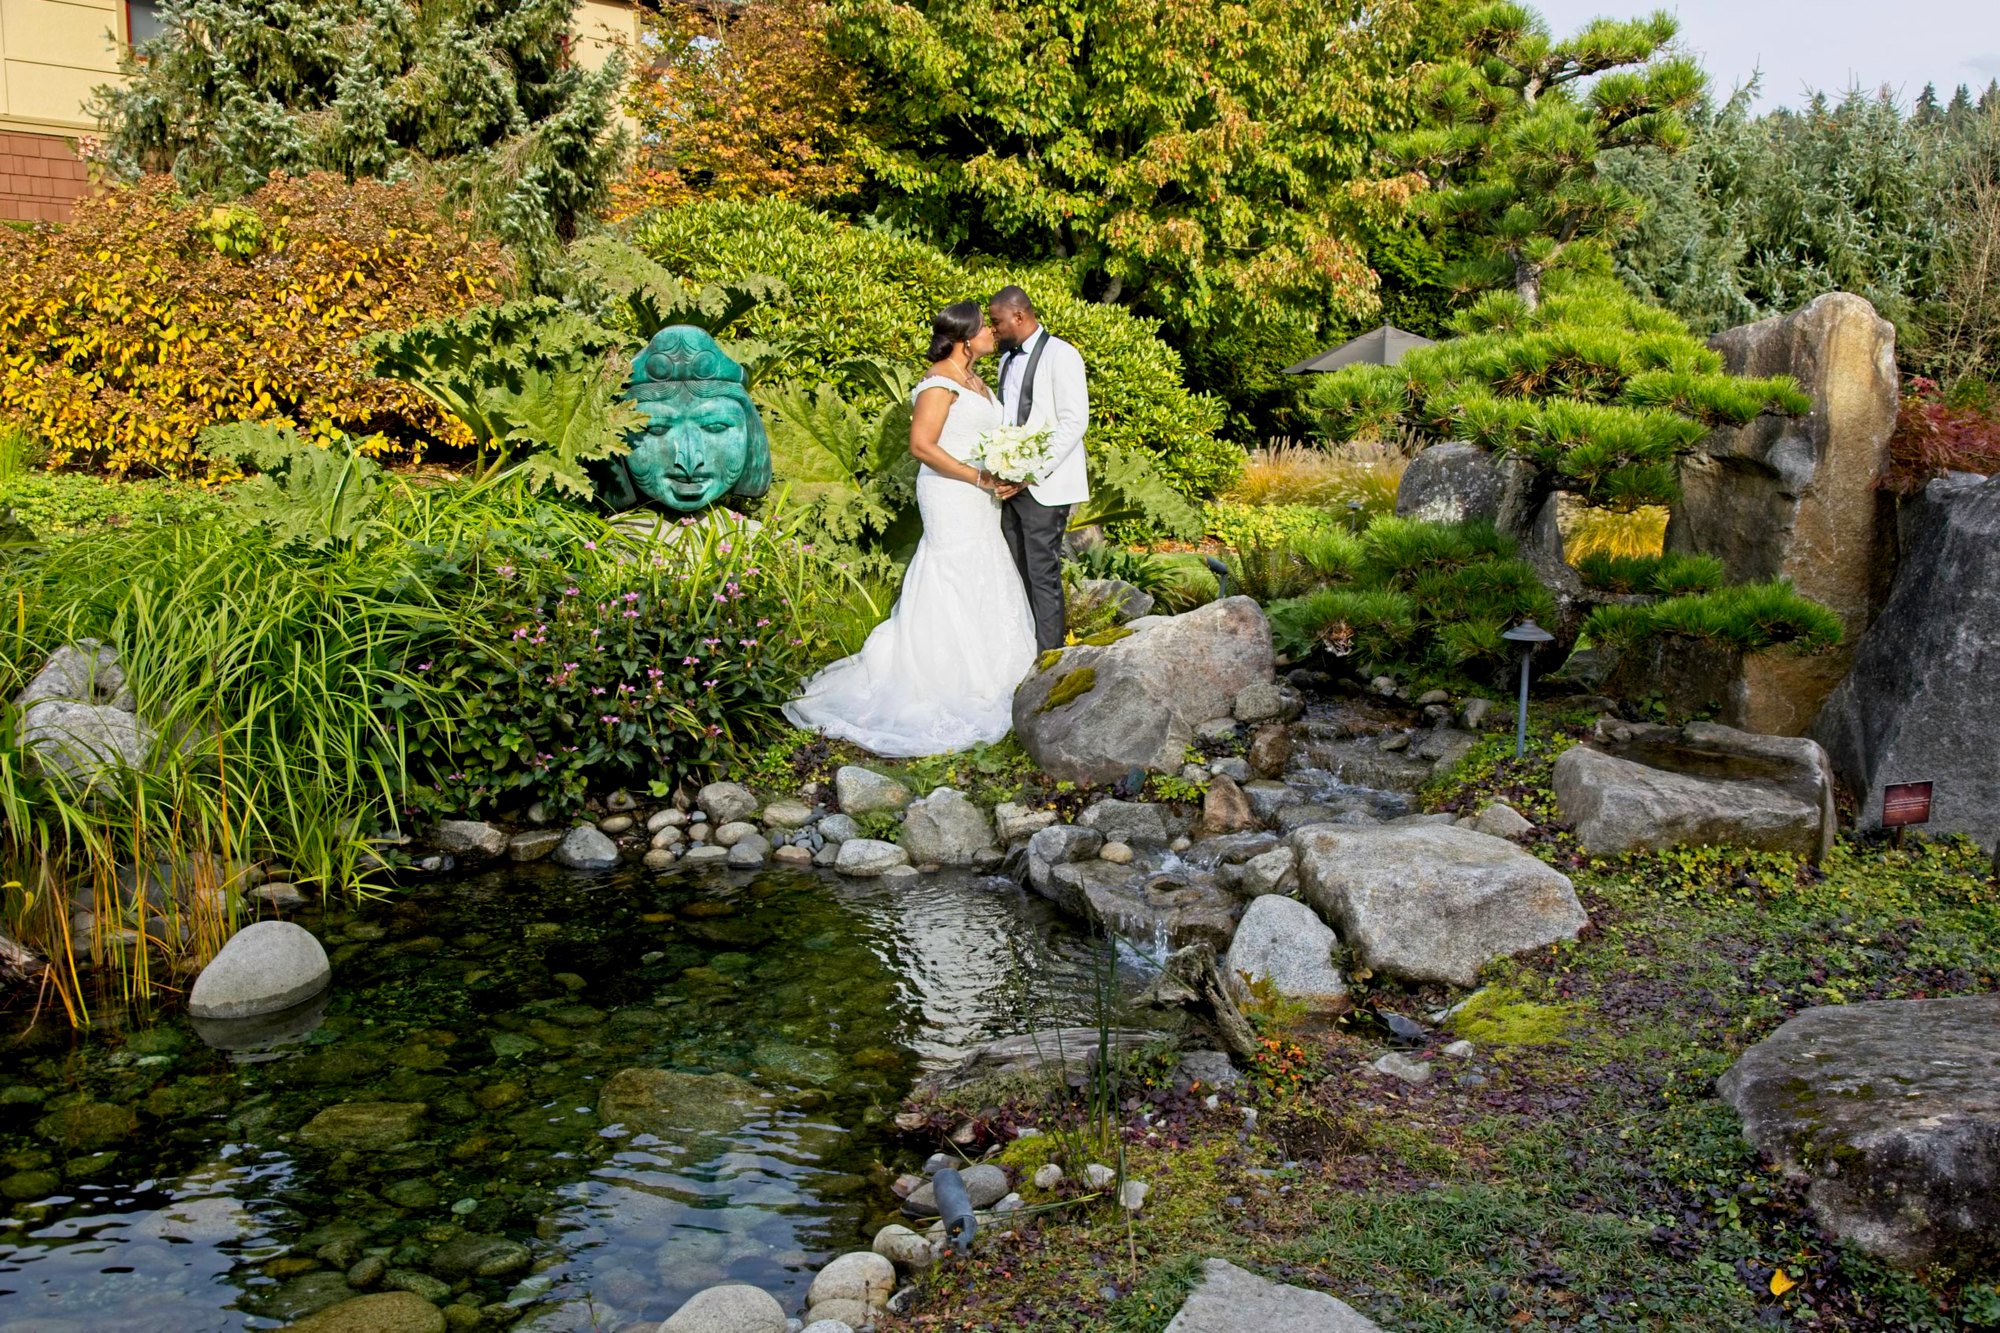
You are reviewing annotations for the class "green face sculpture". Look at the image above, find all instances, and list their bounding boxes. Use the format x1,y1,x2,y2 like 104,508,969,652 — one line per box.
620,326,772,512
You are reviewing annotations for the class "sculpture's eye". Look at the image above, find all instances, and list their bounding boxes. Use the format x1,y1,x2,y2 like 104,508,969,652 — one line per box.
703,422,729,434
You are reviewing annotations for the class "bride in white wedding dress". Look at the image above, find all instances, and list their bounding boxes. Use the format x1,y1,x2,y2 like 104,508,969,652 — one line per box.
783,302,1038,756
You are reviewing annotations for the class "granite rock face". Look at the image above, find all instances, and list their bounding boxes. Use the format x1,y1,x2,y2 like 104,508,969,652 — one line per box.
1553,720,1839,862
1290,824,1586,987
1014,597,1274,785
1717,994,2000,1267
1666,292,1900,733
1395,441,1538,534
898,788,998,866
1814,472,2000,849
1164,1258,1383,1332
1222,895,1346,1012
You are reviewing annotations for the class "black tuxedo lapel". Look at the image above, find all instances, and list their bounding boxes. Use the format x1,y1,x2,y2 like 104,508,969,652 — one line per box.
1013,332,1051,427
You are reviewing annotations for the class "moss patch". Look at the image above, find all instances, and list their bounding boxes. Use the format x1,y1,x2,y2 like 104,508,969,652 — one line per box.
1080,625,1134,647
1450,985,1578,1047
1035,648,1065,674
1037,666,1097,713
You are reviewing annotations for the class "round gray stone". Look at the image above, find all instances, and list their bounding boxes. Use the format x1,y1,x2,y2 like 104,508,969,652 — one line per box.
187,921,330,1020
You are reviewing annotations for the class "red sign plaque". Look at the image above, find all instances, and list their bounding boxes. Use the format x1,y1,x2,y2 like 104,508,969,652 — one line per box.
1882,781,1934,828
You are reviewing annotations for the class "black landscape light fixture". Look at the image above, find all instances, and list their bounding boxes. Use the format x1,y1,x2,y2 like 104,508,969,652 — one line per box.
1501,619,1555,759
1204,555,1231,599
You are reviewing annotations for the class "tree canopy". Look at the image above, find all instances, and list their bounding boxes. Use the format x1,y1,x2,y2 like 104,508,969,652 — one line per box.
93,0,626,251
823,0,1438,353
1382,3,1703,309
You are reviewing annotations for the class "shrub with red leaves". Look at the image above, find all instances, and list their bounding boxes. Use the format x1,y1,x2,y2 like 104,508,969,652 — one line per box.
1883,377,2000,493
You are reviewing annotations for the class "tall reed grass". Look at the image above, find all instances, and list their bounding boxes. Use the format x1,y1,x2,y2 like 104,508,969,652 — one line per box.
1,477,876,1025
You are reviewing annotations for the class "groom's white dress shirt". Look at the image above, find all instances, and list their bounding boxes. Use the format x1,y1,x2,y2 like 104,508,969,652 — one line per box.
998,326,1091,507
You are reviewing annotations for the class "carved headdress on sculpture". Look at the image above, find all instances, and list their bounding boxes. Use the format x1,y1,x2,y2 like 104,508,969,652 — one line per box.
597,326,772,513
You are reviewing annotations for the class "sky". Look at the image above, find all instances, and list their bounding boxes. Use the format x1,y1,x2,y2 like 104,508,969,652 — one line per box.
1527,0,2000,110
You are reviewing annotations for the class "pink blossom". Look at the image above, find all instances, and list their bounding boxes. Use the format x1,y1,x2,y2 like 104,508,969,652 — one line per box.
584,541,597,551
682,656,699,665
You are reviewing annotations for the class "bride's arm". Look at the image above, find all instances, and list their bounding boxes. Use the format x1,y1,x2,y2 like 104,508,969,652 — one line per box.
909,387,996,491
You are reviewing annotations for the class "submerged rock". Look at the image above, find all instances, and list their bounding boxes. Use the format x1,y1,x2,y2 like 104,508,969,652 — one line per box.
286,1291,446,1333
1164,1257,1383,1332
1717,993,2000,1267
298,1102,429,1151
597,1067,771,1137
915,1027,1168,1098
188,920,331,1020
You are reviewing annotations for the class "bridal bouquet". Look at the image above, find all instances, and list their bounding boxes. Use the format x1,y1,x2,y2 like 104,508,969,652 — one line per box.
974,425,1056,485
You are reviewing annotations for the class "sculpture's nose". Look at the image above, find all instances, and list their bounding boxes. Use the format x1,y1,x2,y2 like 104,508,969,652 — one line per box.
666,425,706,480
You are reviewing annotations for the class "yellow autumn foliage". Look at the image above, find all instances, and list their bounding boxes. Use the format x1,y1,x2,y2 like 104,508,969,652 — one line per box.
0,174,512,476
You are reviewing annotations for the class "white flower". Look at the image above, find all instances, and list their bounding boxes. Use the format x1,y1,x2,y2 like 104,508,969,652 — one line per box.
974,425,1057,484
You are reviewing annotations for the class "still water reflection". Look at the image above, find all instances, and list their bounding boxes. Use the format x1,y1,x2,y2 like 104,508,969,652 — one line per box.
0,864,1119,1330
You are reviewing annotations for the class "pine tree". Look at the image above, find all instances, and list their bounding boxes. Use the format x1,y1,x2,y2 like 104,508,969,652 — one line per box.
1914,82,1941,127
1947,83,1975,127
1980,80,2000,116
92,0,626,253
1381,4,1705,311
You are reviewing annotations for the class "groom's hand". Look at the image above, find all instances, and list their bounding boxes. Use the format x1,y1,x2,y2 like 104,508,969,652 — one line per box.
994,480,1024,501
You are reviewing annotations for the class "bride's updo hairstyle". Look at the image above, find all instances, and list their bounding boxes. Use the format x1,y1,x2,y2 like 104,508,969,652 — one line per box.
928,301,983,362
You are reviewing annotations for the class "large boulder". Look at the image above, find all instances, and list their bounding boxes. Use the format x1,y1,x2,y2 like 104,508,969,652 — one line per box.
1717,994,2000,1267
1013,597,1275,785
1164,1258,1383,1333
898,788,997,866
1814,472,2000,849
188,921,331,1020
1289,825,1586,987
1395,441,1538,533
1553,720,1838,862
1222,895,1346,1013
1665,293,1900,734
18,700,155,782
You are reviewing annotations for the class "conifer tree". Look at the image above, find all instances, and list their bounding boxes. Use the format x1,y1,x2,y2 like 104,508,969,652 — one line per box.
93,0,626,252
1914,83,1941,127
1382,3,1704,310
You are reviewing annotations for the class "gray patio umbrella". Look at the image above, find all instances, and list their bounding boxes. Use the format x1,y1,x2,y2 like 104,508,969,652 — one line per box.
1282,324,1436,374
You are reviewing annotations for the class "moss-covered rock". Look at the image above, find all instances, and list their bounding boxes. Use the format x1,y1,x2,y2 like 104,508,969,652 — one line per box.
1038,667,1098,713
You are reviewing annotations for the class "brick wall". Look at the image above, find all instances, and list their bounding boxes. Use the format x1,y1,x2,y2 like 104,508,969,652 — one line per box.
0,131,91,223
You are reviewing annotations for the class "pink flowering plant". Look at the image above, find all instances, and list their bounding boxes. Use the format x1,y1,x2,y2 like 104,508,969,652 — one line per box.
418,514,865,815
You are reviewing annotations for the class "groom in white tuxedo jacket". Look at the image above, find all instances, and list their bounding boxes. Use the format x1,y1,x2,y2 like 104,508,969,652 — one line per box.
989,286,1089,652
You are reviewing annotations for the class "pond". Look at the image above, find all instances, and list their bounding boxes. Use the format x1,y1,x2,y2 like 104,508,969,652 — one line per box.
0,864,1126,1331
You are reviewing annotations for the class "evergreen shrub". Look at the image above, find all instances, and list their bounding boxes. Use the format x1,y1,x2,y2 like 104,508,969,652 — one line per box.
0,175,510,476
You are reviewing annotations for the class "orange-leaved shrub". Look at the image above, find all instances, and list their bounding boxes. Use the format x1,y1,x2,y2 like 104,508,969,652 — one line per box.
0,174,512,476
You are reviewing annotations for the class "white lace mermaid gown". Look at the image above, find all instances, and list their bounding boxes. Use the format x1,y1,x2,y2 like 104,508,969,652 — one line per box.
784,376,1038,756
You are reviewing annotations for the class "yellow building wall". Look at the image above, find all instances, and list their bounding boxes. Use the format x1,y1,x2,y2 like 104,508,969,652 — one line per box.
0,0,641,137
0,0,127,136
